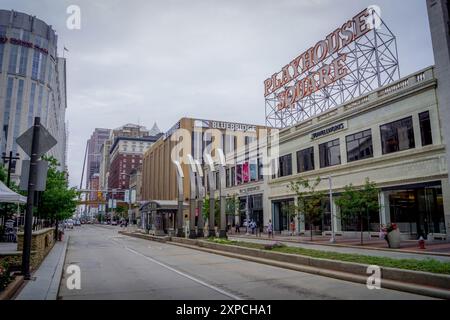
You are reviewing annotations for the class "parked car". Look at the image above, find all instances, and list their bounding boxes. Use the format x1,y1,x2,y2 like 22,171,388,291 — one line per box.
65,219,74,229
111,220,117,226
74,220,81,226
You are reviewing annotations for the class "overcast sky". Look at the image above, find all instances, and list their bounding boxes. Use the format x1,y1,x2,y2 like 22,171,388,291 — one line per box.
2,0,434,187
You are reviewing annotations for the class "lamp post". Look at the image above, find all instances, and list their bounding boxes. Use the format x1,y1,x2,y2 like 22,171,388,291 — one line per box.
320,176,336,244
328,176,336,243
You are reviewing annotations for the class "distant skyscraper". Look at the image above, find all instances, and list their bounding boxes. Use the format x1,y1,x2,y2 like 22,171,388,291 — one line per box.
86,128,111,188
0,9,68,177
107,123,162,199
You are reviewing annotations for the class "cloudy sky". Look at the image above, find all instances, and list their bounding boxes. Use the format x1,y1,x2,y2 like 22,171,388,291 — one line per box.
2,0,434,187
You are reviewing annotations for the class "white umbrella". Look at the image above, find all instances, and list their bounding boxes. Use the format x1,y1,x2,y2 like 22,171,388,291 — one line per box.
0,180,27,204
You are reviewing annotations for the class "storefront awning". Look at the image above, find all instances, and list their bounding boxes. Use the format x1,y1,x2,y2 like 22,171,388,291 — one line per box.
140,200,189,211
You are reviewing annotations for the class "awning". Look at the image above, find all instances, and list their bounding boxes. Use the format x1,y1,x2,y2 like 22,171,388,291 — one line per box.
0,180,27,204
140,200,188,211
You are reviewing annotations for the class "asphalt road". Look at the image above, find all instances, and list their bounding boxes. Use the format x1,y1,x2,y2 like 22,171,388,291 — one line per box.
58,225,433,300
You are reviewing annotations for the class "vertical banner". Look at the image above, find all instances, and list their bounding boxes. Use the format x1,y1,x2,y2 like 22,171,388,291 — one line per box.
243,162,250,183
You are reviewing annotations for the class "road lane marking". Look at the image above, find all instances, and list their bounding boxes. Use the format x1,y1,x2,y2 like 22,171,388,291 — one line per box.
124,246,241,300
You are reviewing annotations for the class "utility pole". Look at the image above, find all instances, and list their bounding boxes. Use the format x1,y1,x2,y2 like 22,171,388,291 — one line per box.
1,151,20,228
2,151,20,187
22,117,41,279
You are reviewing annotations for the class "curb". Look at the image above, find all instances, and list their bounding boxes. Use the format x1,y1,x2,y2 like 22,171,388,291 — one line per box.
118,231,170,243
53,235,70,300
230,235,450,258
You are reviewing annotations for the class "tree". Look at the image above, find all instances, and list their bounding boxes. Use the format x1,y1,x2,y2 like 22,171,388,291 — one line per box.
37,156,78,236
335,178,380,245
289,177,326,241
202,195,220,228
115,205,126,220
225,195,239,227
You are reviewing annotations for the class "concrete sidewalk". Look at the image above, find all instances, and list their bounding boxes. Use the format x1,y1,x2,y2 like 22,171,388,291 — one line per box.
15,235,69,300
228,235,450,262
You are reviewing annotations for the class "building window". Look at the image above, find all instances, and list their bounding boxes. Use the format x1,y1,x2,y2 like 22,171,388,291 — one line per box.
278,154,292,177
231,166,236,186
419,111,433,146
12,80,25,153
296,147,315,173
28,83,37,127
346,129,373,162
8,45,19,74
250,160,257,181
236,164,242,185
226,168,230,188
257,158,264,181
380,116,415,155
18,47,29,76
2,78,14,154
319,139,341,168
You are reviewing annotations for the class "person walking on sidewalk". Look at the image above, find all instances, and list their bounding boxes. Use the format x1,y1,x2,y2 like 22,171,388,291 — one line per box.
268,220,274,239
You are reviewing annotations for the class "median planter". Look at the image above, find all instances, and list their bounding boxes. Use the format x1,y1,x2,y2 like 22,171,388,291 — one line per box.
0,274,24,300
184,240,450,292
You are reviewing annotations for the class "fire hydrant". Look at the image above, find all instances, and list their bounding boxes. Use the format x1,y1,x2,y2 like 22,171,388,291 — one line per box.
418,236,425,249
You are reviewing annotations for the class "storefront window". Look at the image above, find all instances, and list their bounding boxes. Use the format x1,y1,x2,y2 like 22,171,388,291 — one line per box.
297,147,315,173
319,139,341,168
380,116,415,154
272,199,295,232
346,129,373,162
388,183,445,237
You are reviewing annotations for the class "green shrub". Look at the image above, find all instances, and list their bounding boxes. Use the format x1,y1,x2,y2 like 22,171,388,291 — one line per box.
0,260,11,291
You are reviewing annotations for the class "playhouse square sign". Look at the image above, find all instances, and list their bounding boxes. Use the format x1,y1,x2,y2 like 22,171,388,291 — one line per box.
264,8,375,111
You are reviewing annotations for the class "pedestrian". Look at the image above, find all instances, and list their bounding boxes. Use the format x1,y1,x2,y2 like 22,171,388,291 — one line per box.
251,220,256,235
267,220,273,239
290,220,295,236
235,222,240,234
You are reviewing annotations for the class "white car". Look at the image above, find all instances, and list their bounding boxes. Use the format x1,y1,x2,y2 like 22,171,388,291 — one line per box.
111,221,118,226
65,219,74,229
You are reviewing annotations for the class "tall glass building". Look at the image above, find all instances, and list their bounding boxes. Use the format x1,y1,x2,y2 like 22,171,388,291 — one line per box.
0,9,67,180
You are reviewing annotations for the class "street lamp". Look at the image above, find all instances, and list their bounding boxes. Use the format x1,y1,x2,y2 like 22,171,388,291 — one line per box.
320,176,336,244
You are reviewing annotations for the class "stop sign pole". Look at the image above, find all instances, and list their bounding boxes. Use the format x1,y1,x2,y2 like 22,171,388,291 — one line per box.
21,117,41,279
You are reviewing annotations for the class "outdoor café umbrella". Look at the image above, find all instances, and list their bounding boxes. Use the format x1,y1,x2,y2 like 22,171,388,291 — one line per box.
0,180,27,204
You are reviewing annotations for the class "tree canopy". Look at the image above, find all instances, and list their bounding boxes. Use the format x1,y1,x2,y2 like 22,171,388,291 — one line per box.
37,156,78,222
289,177,326,240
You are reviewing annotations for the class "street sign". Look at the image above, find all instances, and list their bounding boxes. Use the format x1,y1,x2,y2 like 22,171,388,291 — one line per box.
124,190,130,203
16,124,57,157
19,160,48,191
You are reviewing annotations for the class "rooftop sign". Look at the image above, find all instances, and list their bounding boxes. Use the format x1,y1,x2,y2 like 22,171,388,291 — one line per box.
264,6,400,129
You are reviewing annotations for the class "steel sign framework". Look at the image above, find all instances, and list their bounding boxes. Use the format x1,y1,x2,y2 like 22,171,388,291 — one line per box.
265,9,400,129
